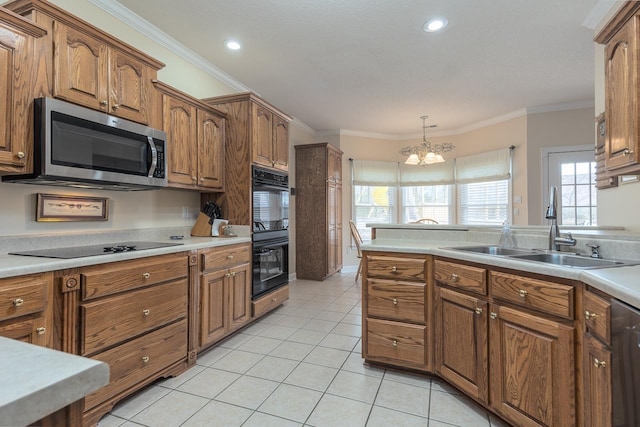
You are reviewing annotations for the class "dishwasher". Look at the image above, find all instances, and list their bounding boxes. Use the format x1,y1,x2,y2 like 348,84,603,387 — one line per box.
612,299,640,427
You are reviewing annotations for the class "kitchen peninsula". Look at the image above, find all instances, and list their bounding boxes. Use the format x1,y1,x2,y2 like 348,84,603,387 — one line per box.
361,223,640,427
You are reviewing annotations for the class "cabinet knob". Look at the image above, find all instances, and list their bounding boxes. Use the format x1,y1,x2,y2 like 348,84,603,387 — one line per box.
392,298,398,305
100,100,108,106
392,340,398,347
200,177,205,182
593,358,606,368
112,104,120,111
16,151,25,159
231,271,236,277
12,298,24,307
490,312,498,320
518,289,528,298
142,309,150,316
475,307,483,315
272,297,277,302
142,272,151,279
391,266,397,272
192,176,197,182
225,273,231,278
36,327,45,335
585,310,598,321
142,356,150,363
624,148,634,156
450,273,459,282
227,255,234,260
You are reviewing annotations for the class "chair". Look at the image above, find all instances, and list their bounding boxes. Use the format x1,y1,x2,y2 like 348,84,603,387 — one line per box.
349,220,364,282
410,218,439,224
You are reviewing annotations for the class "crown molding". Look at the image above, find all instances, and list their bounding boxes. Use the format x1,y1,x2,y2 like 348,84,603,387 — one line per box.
582,0,620,30
88,0,250,93
291,118,316,134
526,100,594,114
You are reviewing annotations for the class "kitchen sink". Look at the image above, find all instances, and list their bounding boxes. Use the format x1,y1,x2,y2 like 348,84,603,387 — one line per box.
444,246,537,256
443,245,640,269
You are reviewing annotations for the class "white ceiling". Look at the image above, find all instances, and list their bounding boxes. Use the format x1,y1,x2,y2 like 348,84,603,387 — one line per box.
109,0,599,136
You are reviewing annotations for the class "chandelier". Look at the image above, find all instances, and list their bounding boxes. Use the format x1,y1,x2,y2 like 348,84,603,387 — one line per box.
399,115,455,165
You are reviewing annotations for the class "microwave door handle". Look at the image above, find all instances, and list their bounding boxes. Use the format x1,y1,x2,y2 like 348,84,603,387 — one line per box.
147,136,158,177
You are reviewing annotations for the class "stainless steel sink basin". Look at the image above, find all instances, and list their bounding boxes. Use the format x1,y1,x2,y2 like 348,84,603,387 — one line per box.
508,253,637,269
444,246,537,256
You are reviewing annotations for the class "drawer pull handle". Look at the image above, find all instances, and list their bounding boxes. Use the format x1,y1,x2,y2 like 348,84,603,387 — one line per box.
112,104,120,111
392,340,398,347
231,271,236,277
36,327,45,335
143,309,150,316
142,273,151,279
490,312,498,320
392,298,398,305
100,100,108,106
227,255,234,259
450,273,459,282
16,151,25,159
225,273,231,278
142,356,150,363
391,266,397,272
585,310,598,321
624,148,634,156
593,358,606,368
518,289,528,298
272,298,277,302
475,307,483,315
12,298,24,307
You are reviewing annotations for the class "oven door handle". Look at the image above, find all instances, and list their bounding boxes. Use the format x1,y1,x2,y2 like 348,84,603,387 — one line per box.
253,182,289,192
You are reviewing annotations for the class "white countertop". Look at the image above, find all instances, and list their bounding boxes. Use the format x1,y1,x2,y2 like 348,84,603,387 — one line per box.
362,239,640,308
0,337,109,426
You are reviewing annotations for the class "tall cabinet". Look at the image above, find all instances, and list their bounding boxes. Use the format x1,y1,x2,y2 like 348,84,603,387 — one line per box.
295,143,343,280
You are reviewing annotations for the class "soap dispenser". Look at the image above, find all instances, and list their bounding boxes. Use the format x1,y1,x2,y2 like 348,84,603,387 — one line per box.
498,220,516,249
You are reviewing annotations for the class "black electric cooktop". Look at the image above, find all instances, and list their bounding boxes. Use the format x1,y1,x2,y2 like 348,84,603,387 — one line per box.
10,241,183,259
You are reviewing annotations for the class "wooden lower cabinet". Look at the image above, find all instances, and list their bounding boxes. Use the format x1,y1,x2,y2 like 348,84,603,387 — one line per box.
434,286,488,403
199,244,252,350
252,285,289,318
489,304,575,427
365,318,427,369
584,333,612,427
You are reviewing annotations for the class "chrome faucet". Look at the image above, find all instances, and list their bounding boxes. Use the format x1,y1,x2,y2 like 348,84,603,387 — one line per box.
545,186,576,251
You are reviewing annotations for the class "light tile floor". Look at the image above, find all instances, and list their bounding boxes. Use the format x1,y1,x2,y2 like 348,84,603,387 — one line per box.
98,272,511,427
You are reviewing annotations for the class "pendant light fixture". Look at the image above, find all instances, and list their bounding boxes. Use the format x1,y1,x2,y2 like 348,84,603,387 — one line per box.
399,116,454,165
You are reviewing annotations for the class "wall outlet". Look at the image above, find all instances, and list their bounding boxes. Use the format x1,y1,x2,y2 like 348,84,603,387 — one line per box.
182,206,190,219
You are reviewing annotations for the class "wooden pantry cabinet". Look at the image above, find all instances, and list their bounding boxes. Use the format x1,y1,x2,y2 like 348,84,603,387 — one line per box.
201,92,292,226
295,143,343,280
362,252,432,372
434,258,578,427
595,2,640,174
154,81,226,191
4,0,164,126
54,252,192,426
198,243,252,350
0,8,46,175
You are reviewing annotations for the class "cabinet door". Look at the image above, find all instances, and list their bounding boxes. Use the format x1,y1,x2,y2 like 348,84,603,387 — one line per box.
53,22,109,112
252,103,273,168
228,263,251,331
200,269,227,347
584,334,612,427
335,184,343,271
0,315,47,346
434,286,488,403
604,16,639,171
163,95,197,187
489,304,575,427
327,181,337,274
197,109,225,190
273,115,289,171
109,49,150,124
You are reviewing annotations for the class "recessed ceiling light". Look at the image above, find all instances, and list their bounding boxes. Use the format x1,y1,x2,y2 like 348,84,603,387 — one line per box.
224,39,241,50
423,17,448,33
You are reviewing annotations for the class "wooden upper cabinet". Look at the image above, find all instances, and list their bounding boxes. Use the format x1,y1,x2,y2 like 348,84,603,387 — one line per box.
4,0,164,126
252,103,290,171
596,3,640,174
154,81,226,191
0,8,46,175
273,114,289,171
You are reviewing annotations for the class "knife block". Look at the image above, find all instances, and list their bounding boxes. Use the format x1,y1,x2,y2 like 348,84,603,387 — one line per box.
190,212,212,237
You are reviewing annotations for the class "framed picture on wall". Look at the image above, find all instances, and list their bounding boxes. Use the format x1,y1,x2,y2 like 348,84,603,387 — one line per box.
36,193,109,222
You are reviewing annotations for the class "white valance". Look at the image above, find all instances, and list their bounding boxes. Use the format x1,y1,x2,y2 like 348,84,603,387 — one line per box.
352,160,398,186
399,161,455,186
455,148,511,184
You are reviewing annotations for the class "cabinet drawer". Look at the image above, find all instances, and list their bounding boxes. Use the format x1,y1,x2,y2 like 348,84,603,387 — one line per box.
366,255,426,281
366,318,427,370
81,280,188,355
584,290,611,345
0,274,48,322
490,271,574,319
201,244,251,272
81,253,188,300
367,279,426,324
252,285,289,318
434,260,487,295
84,319,188,411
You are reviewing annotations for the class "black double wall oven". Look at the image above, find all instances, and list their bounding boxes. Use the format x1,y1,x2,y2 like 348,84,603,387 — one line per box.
252,166,289,299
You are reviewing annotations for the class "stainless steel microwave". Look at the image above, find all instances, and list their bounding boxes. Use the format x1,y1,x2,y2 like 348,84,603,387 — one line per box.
2,97,168,190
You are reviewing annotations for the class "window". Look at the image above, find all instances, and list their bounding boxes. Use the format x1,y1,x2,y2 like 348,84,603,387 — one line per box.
401,185,452,224
354,186,397,240
458,180,509,224
560,161,597,226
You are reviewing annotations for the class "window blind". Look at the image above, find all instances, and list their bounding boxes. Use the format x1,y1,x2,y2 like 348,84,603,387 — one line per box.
399,162,455,186
458,180,509,224
352,160,398,185
455,148,511,184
